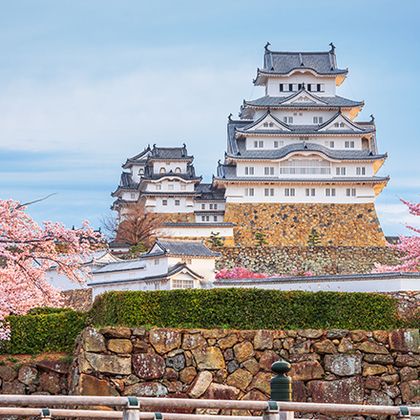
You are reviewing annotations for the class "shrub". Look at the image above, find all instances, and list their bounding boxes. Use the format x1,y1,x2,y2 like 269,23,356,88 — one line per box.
27,307,73,315
89,289,400,330
1,309,87,354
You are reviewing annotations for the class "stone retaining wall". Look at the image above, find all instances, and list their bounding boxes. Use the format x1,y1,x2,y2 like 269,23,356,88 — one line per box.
216,246,399,275
224,203,386,247
68,327,419,416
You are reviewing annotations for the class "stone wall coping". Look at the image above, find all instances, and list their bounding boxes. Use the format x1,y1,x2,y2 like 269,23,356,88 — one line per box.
214,271,420,285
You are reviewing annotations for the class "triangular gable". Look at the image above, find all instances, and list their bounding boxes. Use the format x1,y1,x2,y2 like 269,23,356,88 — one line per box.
169,266,203,281
148,241,167,255
318,112,364,132
281,90,327,106
239,111,291,133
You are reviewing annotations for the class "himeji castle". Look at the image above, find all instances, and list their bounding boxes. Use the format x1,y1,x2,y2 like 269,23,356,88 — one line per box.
112,44,389,248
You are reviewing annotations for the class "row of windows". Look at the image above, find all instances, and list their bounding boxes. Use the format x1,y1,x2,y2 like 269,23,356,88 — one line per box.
253,140,284,148
155,184,187,191
201,215,219,222
279,83,325,92
245,187,358,197
172,279,195,289
162,199,181,206
201,203,218,210
251,139,359,150
243,166,367,176
159,167,183,174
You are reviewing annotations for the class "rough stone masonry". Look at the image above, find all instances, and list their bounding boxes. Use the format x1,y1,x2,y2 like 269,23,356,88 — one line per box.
0,327,418,418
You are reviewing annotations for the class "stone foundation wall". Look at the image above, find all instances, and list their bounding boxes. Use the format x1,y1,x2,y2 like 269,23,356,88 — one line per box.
68,326,419,415
224,203,386,247
0,355,70,395
216,246,400,275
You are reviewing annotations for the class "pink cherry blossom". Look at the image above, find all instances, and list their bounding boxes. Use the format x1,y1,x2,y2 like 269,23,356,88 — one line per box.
374,199,420,273
0,200,101,330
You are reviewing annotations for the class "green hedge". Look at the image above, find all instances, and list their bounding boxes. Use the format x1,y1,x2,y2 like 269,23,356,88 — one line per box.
2,310,87,354
89,289,401,330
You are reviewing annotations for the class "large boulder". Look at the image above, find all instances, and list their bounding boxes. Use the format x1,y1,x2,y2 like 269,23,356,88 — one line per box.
124,382,168,397
389,329,420,353
254,330,273,350
226,368,253,391
81,328,106,353
192,346,225,370
107,339,133,354
400,380,420,403
132,354,165,380
289,360,324,381
84,353,131,375
324,354,362,376
150,329,182,354
188,371,213,398
79,374,119,396
307,377,364,404
18,365,38,386
233,341,254,363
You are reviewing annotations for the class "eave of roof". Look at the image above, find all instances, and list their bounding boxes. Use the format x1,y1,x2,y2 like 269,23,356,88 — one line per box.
213,176,390,185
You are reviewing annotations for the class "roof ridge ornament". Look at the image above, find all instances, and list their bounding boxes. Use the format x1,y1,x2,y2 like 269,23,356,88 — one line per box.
370,114,375,123
329,42,336,53
264,42,271,52
299,52,304,66
228,113,233,121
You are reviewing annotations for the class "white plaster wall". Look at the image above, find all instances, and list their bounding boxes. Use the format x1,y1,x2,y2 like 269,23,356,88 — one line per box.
214,277,420,293
121,191,140,201
236,160,374,178
145,196,195,213
245,135,368,151
145,179,195,192
266,74,336,97
224,184,375,203
195,214,224,223
253,109,352,124
194,202,225,211
168,256,216,282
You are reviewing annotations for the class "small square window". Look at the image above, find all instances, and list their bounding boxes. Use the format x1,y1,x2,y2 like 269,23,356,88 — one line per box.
175,199,180,206
162,199,168,206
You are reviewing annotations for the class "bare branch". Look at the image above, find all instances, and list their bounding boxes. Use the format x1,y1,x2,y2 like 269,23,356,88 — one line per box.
17,193,57,209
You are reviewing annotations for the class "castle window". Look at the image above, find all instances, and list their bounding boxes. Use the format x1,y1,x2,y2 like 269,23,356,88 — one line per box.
274,141,279,148
172,279,194,289
345,140,355,148
285,188,295,197
130,193,136,199
334,122,339,127
289,83,293,91
214,203,218,209
156,184,162,190
259,140,264,147
209,203,214,209
283,116,293,124
201,203,205,209
263,122,269,127
326,188,336,197
162,199,168,206
160,167,166,174
264,188,274,197
340,122,345,127
307,84,312,92
313,116,323,124
245,166,255,175
336,167,346,175
213,216,218,221
201,215,210,221
138,168,144,175
245,188,255,197
175,199,180,206
356,167,366,175
269,122,274,127
175,167,181,173
325,141,335,148
264,167,275,176
316,84,324,92
305,188,316,197
346,188,356,197
279,84,284,92
154,259,159,265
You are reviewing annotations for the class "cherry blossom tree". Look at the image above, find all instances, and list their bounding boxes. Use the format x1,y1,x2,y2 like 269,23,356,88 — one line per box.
374,199,420,272
0,199,100,324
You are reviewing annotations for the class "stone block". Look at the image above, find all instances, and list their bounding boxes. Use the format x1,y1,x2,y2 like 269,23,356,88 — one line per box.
324,354,362,376
107,339,133,354
307,376,364,404
150,329,182,354
132,354,165,380
233,341,255,363
85,353,131,375
192,346,225,370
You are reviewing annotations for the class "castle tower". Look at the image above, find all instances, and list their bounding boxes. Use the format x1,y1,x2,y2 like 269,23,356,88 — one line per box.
214,44,389,247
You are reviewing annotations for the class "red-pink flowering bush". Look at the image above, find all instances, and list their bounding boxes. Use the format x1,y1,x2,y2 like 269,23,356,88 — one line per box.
374,199,420,273
215,267,315,279
0,199,100,328
215,267,270,279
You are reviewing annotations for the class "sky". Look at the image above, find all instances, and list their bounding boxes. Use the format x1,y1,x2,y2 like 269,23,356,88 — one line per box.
0,0,419,235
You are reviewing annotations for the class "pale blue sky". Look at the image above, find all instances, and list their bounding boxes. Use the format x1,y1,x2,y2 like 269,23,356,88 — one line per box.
0,0,419,234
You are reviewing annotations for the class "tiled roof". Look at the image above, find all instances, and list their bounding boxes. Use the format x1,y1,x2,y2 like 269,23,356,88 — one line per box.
120,172,139,188
243,94,363,109
260,45,347,76
154,240,220,257
149,144,193,160
214,271,420,286
226,142,387,161
195,183,226,200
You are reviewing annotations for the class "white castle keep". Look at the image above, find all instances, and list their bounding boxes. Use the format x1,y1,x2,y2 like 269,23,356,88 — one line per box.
111,44,389,247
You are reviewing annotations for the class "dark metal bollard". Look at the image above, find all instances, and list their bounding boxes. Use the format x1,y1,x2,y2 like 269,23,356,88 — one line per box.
270,360,292,402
